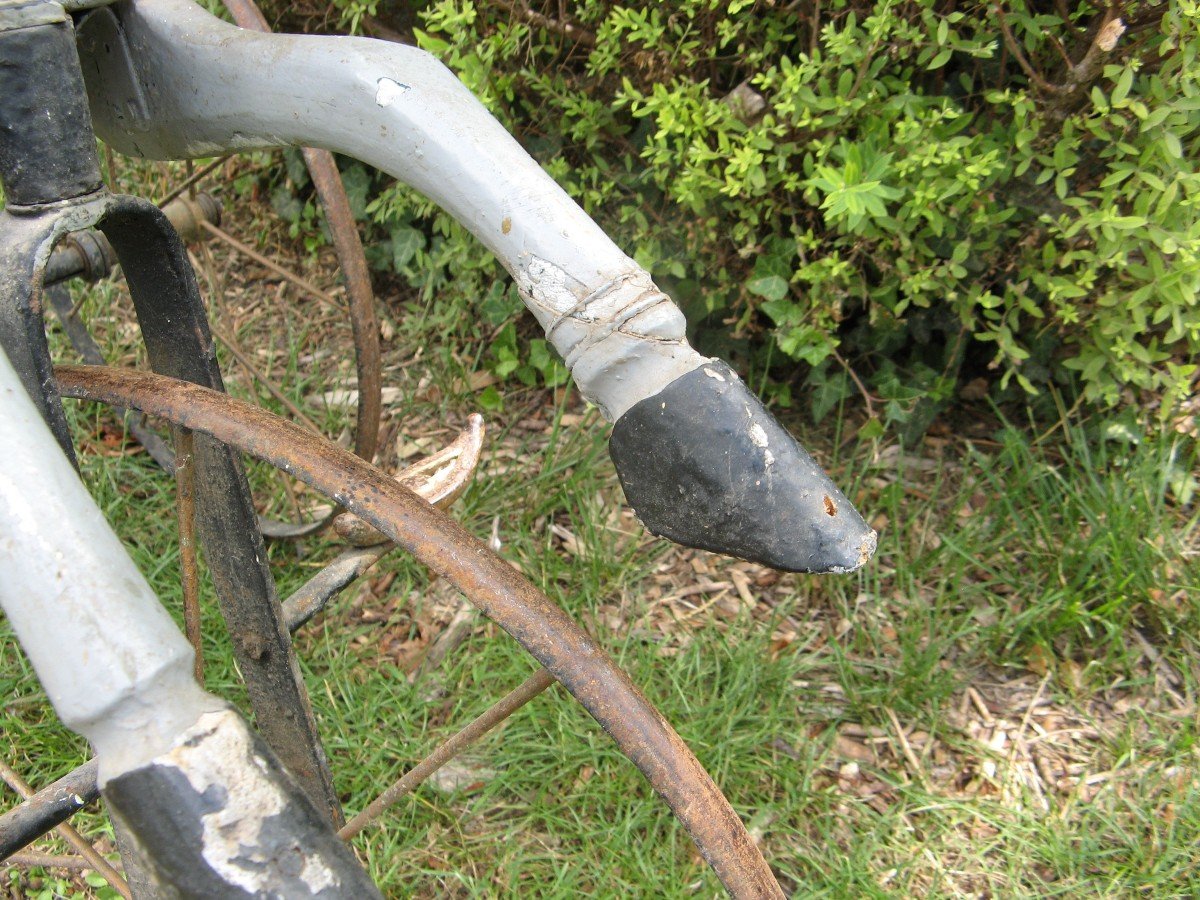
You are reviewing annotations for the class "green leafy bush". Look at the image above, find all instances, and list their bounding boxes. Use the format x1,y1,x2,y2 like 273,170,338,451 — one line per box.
285,0,1200,429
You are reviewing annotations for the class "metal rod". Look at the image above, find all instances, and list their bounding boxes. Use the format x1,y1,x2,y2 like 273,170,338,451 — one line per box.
173,425,204,682
155,155,227,207
223,0,382,466
0,760,130,899
199,220,346,313
281,544,391,631
0,759,99,861
301,146,382,463
56,364,784,898
6,851,95,870
339,668,556,840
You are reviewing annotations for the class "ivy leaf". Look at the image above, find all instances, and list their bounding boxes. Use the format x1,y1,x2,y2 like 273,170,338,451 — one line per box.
283,148,310,188
339,165,372,221
477,385,503,412
269,185,303,225
746,275,790,301
858,417,885,440
480,281,521,326
807,366,852,424
390,227,426,270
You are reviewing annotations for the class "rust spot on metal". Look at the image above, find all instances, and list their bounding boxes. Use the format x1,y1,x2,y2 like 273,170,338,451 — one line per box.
823,495,837,516
240,633,269,661
173,425,204,682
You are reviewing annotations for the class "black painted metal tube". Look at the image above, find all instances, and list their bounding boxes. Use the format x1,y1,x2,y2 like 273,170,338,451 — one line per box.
0,759,100,860
0,7,102,207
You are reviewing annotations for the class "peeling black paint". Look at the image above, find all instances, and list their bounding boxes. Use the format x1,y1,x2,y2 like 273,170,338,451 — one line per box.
104,715,381,899
610,361,877,573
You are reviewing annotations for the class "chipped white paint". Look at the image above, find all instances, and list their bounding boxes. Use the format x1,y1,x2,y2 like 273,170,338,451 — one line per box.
80,0,708,419
374,76,410,107
517,256,578,318
163,710,288,892
748,422,769,449
825,530,879,575
300,855,338,893
0,348,218,782
161,709,341,894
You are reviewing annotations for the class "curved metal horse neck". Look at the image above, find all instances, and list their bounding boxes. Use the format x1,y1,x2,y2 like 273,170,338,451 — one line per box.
74,0,876,573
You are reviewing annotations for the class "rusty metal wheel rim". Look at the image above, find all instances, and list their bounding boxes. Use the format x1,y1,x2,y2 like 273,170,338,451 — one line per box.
56,363,783,899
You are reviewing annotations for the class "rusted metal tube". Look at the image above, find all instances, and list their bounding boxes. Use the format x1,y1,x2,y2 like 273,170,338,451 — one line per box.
56,365,784,899
300,147,382,464
220,0,269,31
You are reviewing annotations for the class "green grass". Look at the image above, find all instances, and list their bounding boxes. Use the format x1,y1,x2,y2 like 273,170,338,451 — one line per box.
3,177,1199,897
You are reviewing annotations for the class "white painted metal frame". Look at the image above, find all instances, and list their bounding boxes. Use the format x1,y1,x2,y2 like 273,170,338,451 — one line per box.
0,345,216,784
79,0,707,421
0,345,382,895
